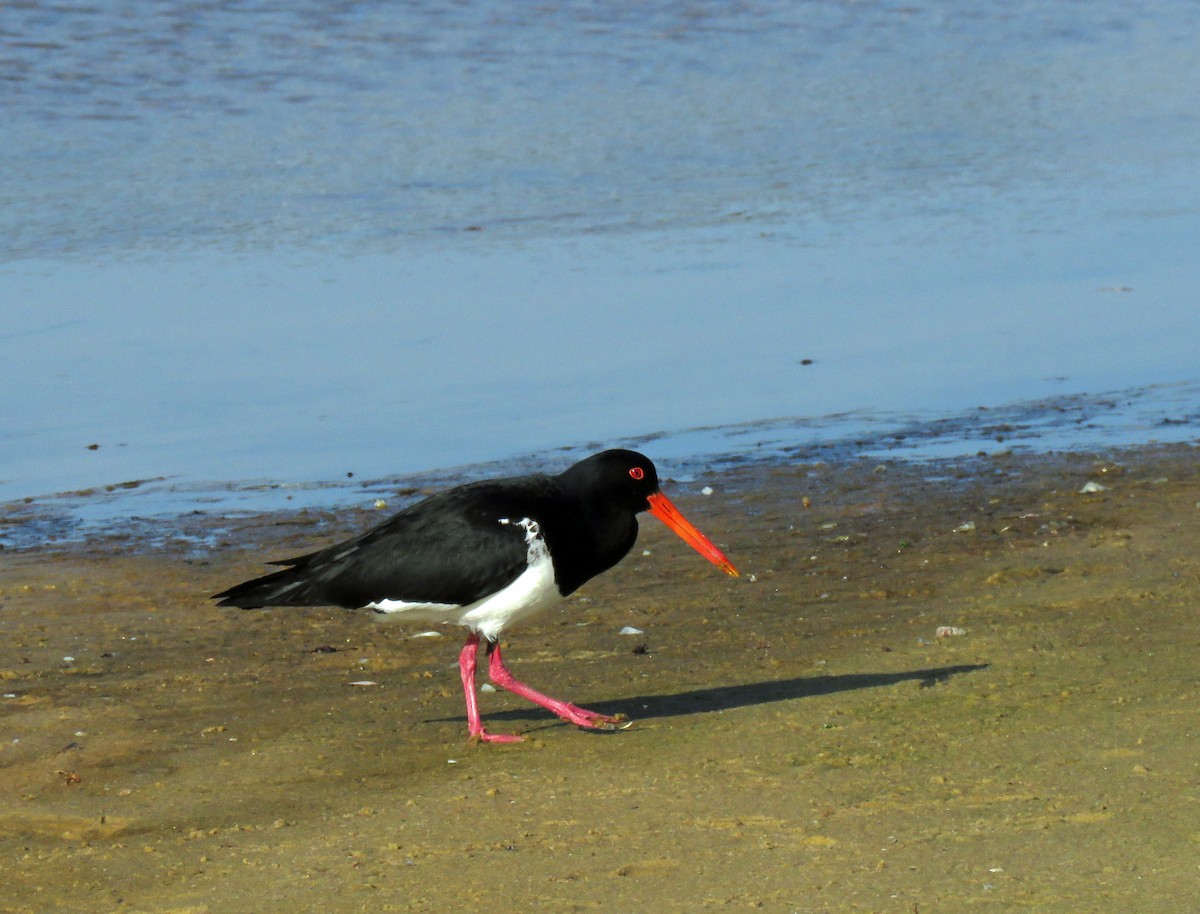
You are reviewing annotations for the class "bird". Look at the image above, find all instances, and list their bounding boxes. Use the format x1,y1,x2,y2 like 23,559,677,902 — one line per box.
213,449,739,743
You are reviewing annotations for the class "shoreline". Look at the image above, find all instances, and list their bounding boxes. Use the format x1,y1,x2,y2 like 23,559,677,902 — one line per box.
4,380,1199,554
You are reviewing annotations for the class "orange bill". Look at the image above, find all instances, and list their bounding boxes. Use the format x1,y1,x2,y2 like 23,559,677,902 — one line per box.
646,492,740,577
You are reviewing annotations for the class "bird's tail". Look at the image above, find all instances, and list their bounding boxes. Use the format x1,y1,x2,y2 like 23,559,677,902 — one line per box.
212,558,322,608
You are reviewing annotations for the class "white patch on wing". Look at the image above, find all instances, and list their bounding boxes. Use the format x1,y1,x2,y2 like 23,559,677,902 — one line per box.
366,596,460,615
365,516,560,642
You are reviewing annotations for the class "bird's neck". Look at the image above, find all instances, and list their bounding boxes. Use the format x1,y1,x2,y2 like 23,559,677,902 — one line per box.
549,494,639,596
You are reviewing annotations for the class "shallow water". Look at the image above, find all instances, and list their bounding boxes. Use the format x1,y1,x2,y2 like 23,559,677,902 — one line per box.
3,1,1199,519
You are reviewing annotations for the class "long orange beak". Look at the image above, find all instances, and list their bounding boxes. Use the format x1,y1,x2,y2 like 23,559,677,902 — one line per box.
646,492,739,577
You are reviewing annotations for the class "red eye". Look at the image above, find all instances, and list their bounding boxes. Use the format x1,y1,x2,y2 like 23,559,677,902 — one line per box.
629,467,645,480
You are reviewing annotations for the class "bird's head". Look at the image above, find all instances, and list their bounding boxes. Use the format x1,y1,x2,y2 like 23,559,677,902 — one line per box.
564,449,739,577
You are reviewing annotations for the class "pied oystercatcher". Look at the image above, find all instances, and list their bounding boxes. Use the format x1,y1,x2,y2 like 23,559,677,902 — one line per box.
214,449,738,742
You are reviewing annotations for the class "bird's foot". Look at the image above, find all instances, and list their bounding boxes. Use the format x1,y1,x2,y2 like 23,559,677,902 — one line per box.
558,706,632,732
469,729,525,744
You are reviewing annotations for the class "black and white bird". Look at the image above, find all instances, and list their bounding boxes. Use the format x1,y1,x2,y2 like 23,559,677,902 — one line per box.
214,449,738,743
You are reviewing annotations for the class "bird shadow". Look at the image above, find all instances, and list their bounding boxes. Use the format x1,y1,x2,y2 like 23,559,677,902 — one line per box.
442,663,989,731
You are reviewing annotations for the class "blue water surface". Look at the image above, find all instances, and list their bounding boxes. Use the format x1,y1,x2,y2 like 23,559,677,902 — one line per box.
2,0,1199,517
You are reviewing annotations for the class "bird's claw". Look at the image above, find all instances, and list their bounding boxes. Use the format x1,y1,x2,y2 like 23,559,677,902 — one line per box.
469,729,525,744
580,712,632,732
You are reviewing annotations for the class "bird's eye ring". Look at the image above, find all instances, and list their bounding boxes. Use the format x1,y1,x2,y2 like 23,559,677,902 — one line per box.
629,467,645,480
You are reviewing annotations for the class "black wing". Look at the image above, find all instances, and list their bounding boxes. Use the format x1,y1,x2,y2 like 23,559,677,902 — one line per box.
213,480,552,609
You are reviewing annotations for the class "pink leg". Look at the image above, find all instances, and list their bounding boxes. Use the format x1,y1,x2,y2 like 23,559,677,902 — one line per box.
458,634,522,743
487,640,629,731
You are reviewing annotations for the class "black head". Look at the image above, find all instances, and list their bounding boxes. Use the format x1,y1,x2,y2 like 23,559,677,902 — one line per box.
557,449,660,512
558,448,739,578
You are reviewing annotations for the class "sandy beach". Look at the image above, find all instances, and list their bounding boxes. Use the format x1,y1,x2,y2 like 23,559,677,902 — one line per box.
2,444,1198,913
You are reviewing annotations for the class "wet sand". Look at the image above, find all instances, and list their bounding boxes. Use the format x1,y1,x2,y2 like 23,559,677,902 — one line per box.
2,444,1198,913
